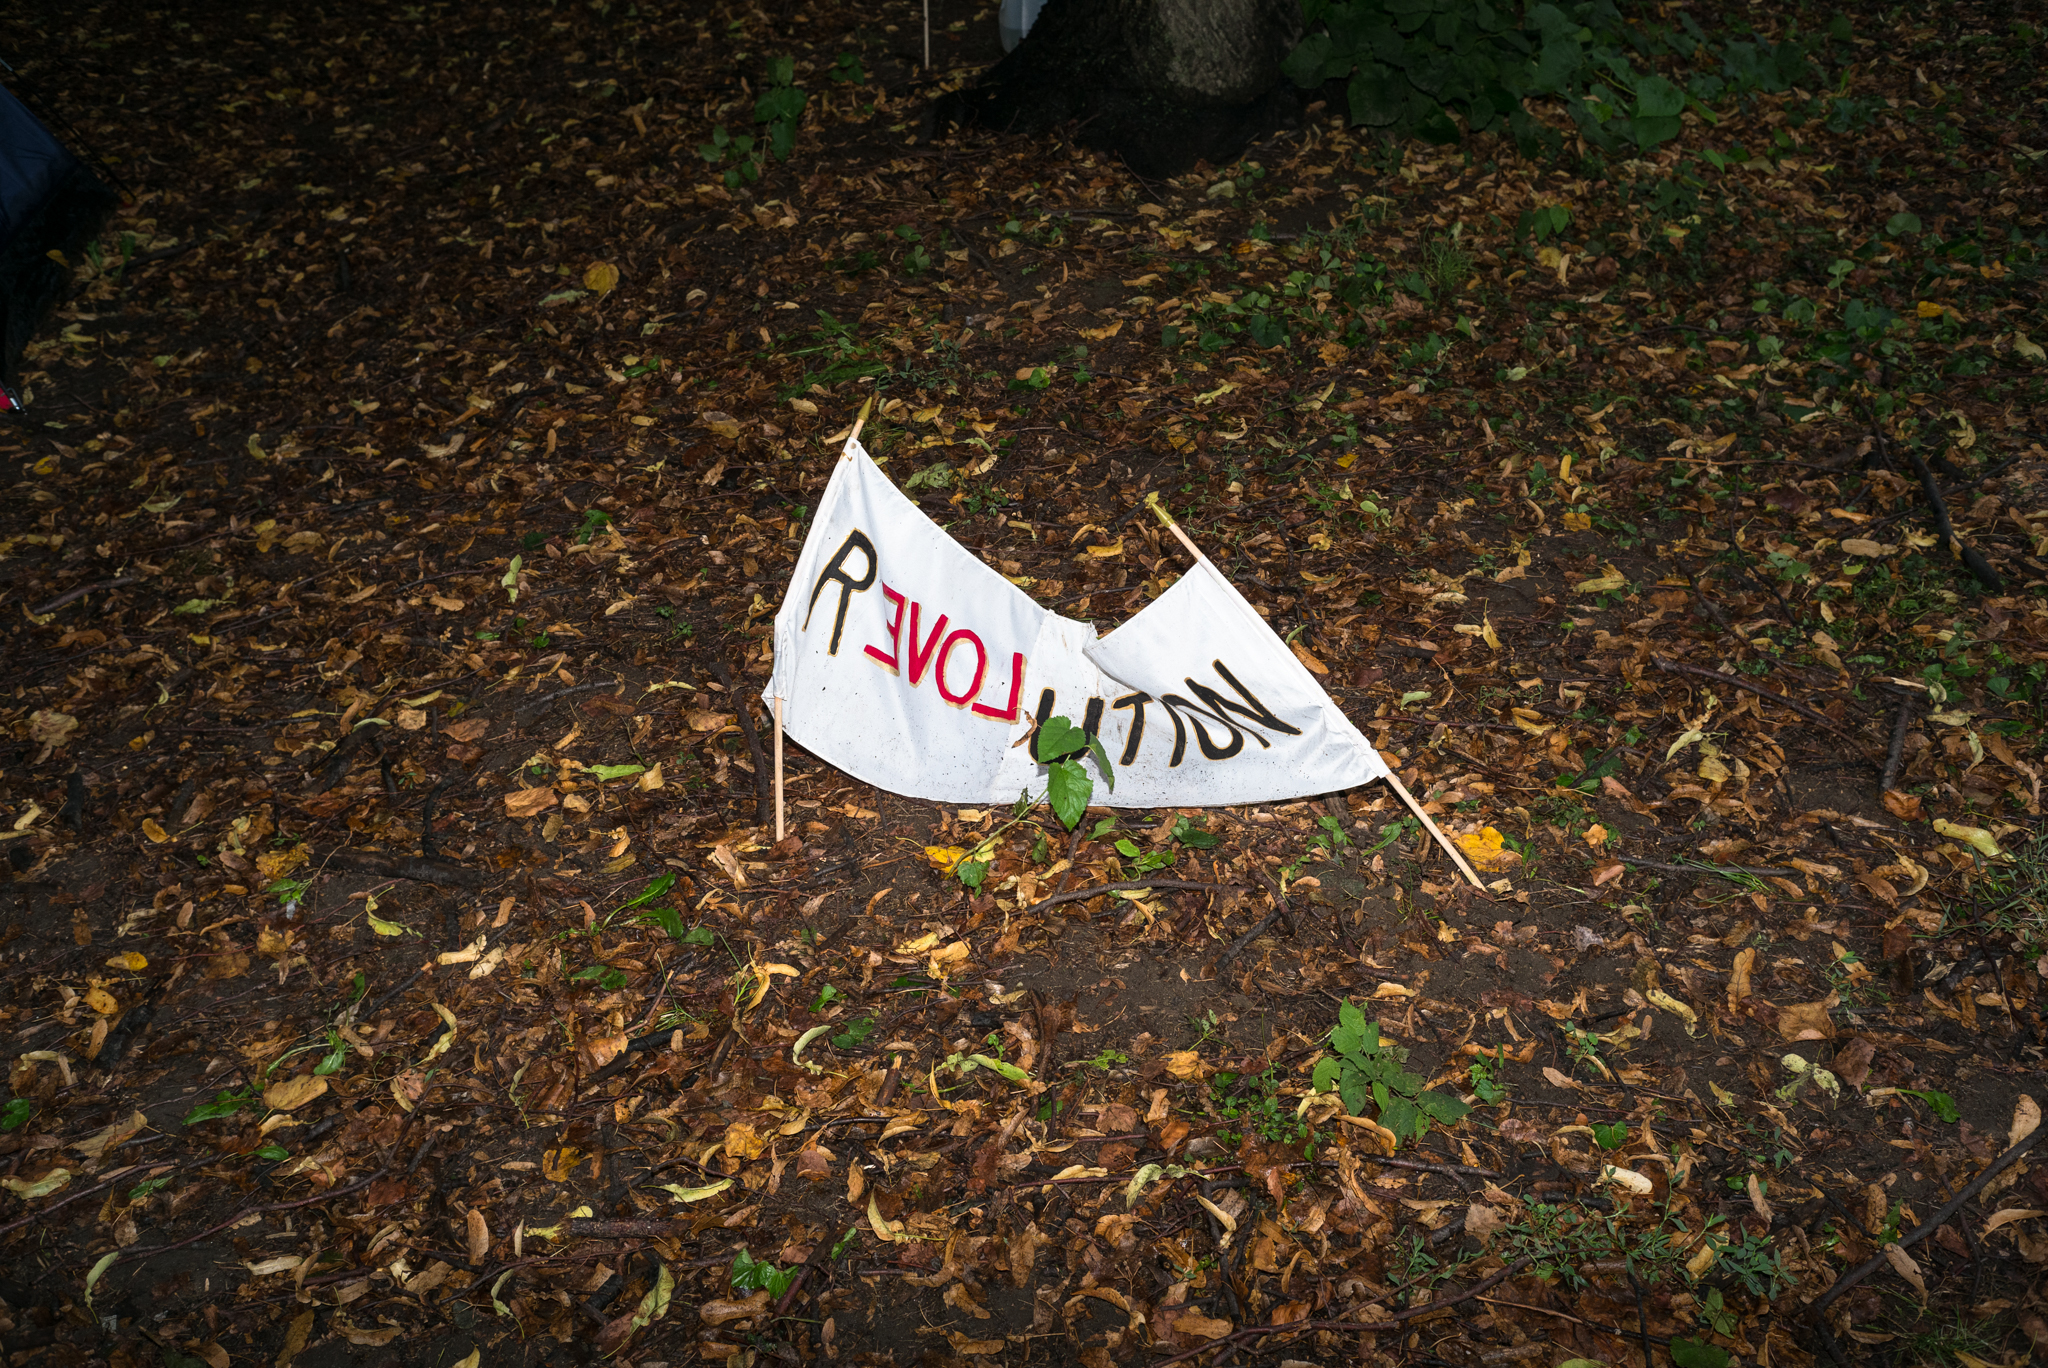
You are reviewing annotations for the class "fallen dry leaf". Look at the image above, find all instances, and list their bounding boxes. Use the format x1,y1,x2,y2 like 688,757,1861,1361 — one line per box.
504,787,558,818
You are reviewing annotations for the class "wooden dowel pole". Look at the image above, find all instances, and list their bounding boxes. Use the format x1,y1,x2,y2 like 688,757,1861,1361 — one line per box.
1143,492,1205,563
773,696,786,843
1386,772,1487,890
841,394,874,460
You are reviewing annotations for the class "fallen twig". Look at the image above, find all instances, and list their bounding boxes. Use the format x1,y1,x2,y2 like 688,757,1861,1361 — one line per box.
1875,428,2002,591
1019,879,1238,918
1881,688,1918,793
323,847,483,889
709,658,773,828
1807,1121,2046,1320
1221,872,1292,970
31,575,141,616
1650,657,1853,735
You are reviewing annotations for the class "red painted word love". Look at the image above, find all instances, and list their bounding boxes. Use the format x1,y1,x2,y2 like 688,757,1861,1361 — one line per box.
863,585,1024,722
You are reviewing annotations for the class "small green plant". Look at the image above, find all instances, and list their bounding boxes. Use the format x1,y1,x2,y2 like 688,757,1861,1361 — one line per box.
826,52,865,83
1712,1230,1792,1300
1035,714,1114,830
696,56,808,188
1072,1047,1131,1073
127,1175,172,1201
1423,231,1474,293
752,56,807,160
1521,203,1573,243
1312,1001,1470,1143
1113,836,1174,874
572,963,629,991
1561,1022,1608,1077
1466,1048,1509,1105
831,1015,875,1050
1694,1286,1737,1337
1172,815,1220,849
729,1249,798,1300
696,125,762,187
183,1087,261,1126
1593,1121,1629,1150
1896,1087,1961,1123
1670,1338,1732,1368
574,508,611,544
267,875,313,910
1216,1065,1321,1154
0,1098,34,1131
810,984,845,1014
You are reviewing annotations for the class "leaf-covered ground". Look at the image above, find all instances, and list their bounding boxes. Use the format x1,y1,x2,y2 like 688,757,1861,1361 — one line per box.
3,2,2046,1367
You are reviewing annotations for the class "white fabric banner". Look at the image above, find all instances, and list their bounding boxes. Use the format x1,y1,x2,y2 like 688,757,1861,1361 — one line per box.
768,440,1389,806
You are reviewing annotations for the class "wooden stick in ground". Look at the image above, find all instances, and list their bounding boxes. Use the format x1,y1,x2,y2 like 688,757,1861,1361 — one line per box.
840,393,874,460
923,0,931,69
773,695,786,843
1143,491,1206,563
1386,771,1486,889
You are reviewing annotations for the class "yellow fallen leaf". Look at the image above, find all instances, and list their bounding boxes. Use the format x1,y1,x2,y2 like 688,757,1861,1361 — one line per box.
1078,320,1123,341
723,1121,767,1162
1084,540,1123,558
263,1074,329,1112
1646,988,1699,1035
85,987,119,1016
1175,1311,1234,1340
1574,564,1628,594
1983,1208,2046,1235
106,952,148,972
1370,981,1417,999
700,1292,770,1326
1602,1165,1654,1195
1840,537,1893,558
542,1146,583,1181
1289,640,1329,674
924,846,968,875
504,787,558,818
867,1192,907,1242
141,817,170,843
1933,818,2004,860
584,261,620,295
3,1169,71,1199
1453,827,1518,872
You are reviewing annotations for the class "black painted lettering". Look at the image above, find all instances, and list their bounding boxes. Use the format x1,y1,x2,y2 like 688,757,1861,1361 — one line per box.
1154,694,1192,767
1183,659,1303,744
802,530,878,656
1112,693,1150,766
1163,692,1243,761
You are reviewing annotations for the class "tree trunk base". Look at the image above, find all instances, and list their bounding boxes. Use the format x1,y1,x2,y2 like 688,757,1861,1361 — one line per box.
931,0,1304,179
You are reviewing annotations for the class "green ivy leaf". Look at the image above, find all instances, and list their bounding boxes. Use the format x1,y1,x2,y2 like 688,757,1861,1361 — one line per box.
1670,1339,1732,1368
1035,715,1085,763
1046,758,1091,831
183,1089,257,1125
